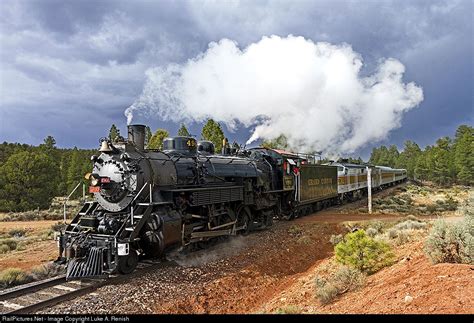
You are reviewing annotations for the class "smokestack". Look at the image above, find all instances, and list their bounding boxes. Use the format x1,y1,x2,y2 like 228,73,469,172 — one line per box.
128,124,146,151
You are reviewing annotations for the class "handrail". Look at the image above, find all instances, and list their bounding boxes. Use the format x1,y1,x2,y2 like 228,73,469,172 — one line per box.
131,182,149,226
132,181,149,203
63,181,84,224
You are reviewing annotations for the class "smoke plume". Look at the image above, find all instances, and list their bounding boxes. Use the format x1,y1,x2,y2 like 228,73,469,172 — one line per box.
127,35,423,154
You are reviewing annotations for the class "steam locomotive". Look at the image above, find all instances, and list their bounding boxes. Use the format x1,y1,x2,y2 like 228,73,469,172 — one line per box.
58,125,406,279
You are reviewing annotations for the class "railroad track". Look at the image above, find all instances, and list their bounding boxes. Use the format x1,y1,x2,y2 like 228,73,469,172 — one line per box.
0,259,168,314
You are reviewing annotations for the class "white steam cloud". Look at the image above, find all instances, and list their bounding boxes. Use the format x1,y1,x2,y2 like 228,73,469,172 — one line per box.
126,35,423,154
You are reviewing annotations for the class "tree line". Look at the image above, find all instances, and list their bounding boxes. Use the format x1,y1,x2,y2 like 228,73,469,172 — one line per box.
0,122,471,212
368,125,473,186
0,137,96,212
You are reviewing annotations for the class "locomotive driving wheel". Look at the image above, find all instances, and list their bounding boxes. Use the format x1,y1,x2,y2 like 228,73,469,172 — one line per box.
117,248,138,274
237,206,252,235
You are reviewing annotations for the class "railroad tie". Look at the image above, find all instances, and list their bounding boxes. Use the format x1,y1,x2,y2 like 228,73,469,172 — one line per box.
37,291,62,297
0,300,23,310
52,285,77,292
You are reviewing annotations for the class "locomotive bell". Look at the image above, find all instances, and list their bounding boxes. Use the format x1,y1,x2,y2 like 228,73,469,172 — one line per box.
99,140,113,152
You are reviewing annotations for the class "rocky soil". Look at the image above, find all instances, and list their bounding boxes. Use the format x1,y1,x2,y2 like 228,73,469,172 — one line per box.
36,184,472,314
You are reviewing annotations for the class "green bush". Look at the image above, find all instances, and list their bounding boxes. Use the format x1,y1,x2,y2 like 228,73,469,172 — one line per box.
315,266,365,304
0,268,31,288
335,230,396,274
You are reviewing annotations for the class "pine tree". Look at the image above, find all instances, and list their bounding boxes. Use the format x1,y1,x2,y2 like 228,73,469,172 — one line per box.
0,151,58,211
261,134,289,150
369,147,381,165
148,129,169,150
414,150,429,182
453,125,474,185
396,140,421,178
201,119,225,152
430,137,455,186
108,124,121,142
387,145,400,168
40,136,56,150
177,124,190,136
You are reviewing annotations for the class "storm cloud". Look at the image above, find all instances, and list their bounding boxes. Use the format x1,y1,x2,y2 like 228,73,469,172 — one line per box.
0,0,471,157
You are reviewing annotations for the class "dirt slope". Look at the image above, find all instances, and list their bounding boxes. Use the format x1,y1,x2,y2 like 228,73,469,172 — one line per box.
259,241,474,314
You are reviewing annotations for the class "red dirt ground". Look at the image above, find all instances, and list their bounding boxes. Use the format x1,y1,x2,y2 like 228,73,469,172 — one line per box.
259,240,474,314
0,220,58,271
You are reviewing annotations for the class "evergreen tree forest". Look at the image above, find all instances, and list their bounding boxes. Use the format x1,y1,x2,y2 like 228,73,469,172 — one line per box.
0,137,96,212
369,125,473,186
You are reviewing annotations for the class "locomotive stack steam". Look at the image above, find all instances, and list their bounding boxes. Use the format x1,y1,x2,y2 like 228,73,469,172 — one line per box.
58,124,406,279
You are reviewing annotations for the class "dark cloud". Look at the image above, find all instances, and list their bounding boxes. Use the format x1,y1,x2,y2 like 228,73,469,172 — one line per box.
0,0,471,156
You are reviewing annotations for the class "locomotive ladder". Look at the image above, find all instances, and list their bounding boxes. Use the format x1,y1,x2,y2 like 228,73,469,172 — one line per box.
119,183,172,242
65,201,99,233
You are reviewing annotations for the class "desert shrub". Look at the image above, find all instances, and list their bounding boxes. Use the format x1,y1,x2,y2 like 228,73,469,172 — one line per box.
393,220,427,231
275,305,300,314
404,215,422,222
288,225,303,236
329,234,344,246
366,227,378,237
0,268,31,288
444,196,458,211
394,230,412,245
0,245,10,254
367,220,384,233
315,266,365,304
16,241,27,251
51,222,66,232
8,228,26,238
0,238,18,253
297,235,312,245
424,218,473,264
335,230,395,274
387,228,398,239
426,204,437,213
31,262,65,280
39,229,55,240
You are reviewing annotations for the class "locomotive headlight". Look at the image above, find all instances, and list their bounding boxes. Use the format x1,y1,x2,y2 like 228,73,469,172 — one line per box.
87,173,101,186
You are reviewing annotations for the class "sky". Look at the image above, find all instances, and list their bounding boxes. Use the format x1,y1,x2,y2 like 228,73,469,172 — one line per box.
0,0,472,159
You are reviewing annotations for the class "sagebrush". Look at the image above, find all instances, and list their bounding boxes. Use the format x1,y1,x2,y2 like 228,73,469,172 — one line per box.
315,266,365,304
424,195,473,264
